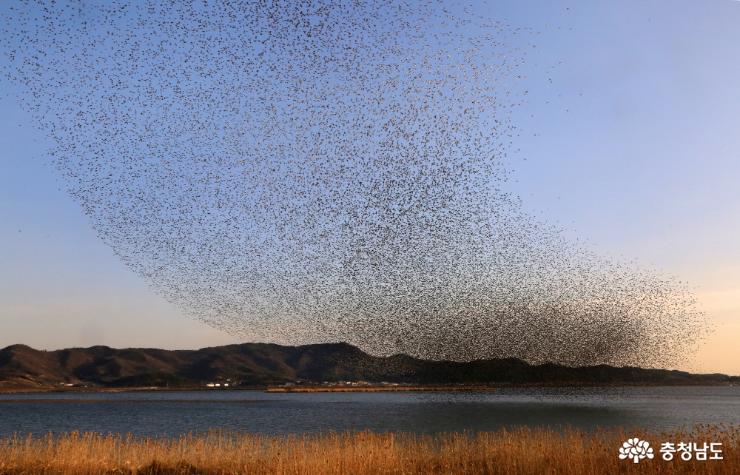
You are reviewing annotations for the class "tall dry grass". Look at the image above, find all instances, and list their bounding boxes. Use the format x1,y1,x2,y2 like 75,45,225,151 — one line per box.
0,425,736,474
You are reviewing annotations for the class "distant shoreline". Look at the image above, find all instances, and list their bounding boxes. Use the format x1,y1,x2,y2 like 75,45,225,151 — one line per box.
2,342,737,394
0,381,735,395
265,384,497,393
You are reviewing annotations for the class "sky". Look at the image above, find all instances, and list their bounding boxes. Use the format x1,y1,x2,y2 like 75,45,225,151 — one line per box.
1,0,739,374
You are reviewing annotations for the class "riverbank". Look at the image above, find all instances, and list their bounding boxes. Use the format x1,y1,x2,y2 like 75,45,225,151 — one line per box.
0,426,736,474
1,381,735,395
265,384,498,392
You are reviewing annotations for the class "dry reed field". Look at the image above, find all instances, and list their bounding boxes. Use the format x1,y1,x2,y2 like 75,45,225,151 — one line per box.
0,425,737,474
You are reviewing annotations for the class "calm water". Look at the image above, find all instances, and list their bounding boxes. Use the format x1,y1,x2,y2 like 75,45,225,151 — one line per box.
0,386,737,437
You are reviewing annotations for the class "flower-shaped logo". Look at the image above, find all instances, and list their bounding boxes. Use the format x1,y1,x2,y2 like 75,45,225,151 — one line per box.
619,438,655,463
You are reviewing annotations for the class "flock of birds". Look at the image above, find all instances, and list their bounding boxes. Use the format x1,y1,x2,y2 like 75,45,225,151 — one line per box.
2,1,704,367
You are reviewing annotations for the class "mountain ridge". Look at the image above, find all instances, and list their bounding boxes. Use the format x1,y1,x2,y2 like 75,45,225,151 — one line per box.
0,342,736,390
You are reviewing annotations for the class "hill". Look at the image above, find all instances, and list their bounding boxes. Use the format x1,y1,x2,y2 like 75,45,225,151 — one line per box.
0,342,736,390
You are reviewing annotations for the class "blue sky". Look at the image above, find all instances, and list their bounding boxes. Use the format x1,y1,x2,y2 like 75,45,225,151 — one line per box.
1,0,739,373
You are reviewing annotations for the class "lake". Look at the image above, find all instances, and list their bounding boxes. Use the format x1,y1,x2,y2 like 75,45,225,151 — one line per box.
0,386,737,437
